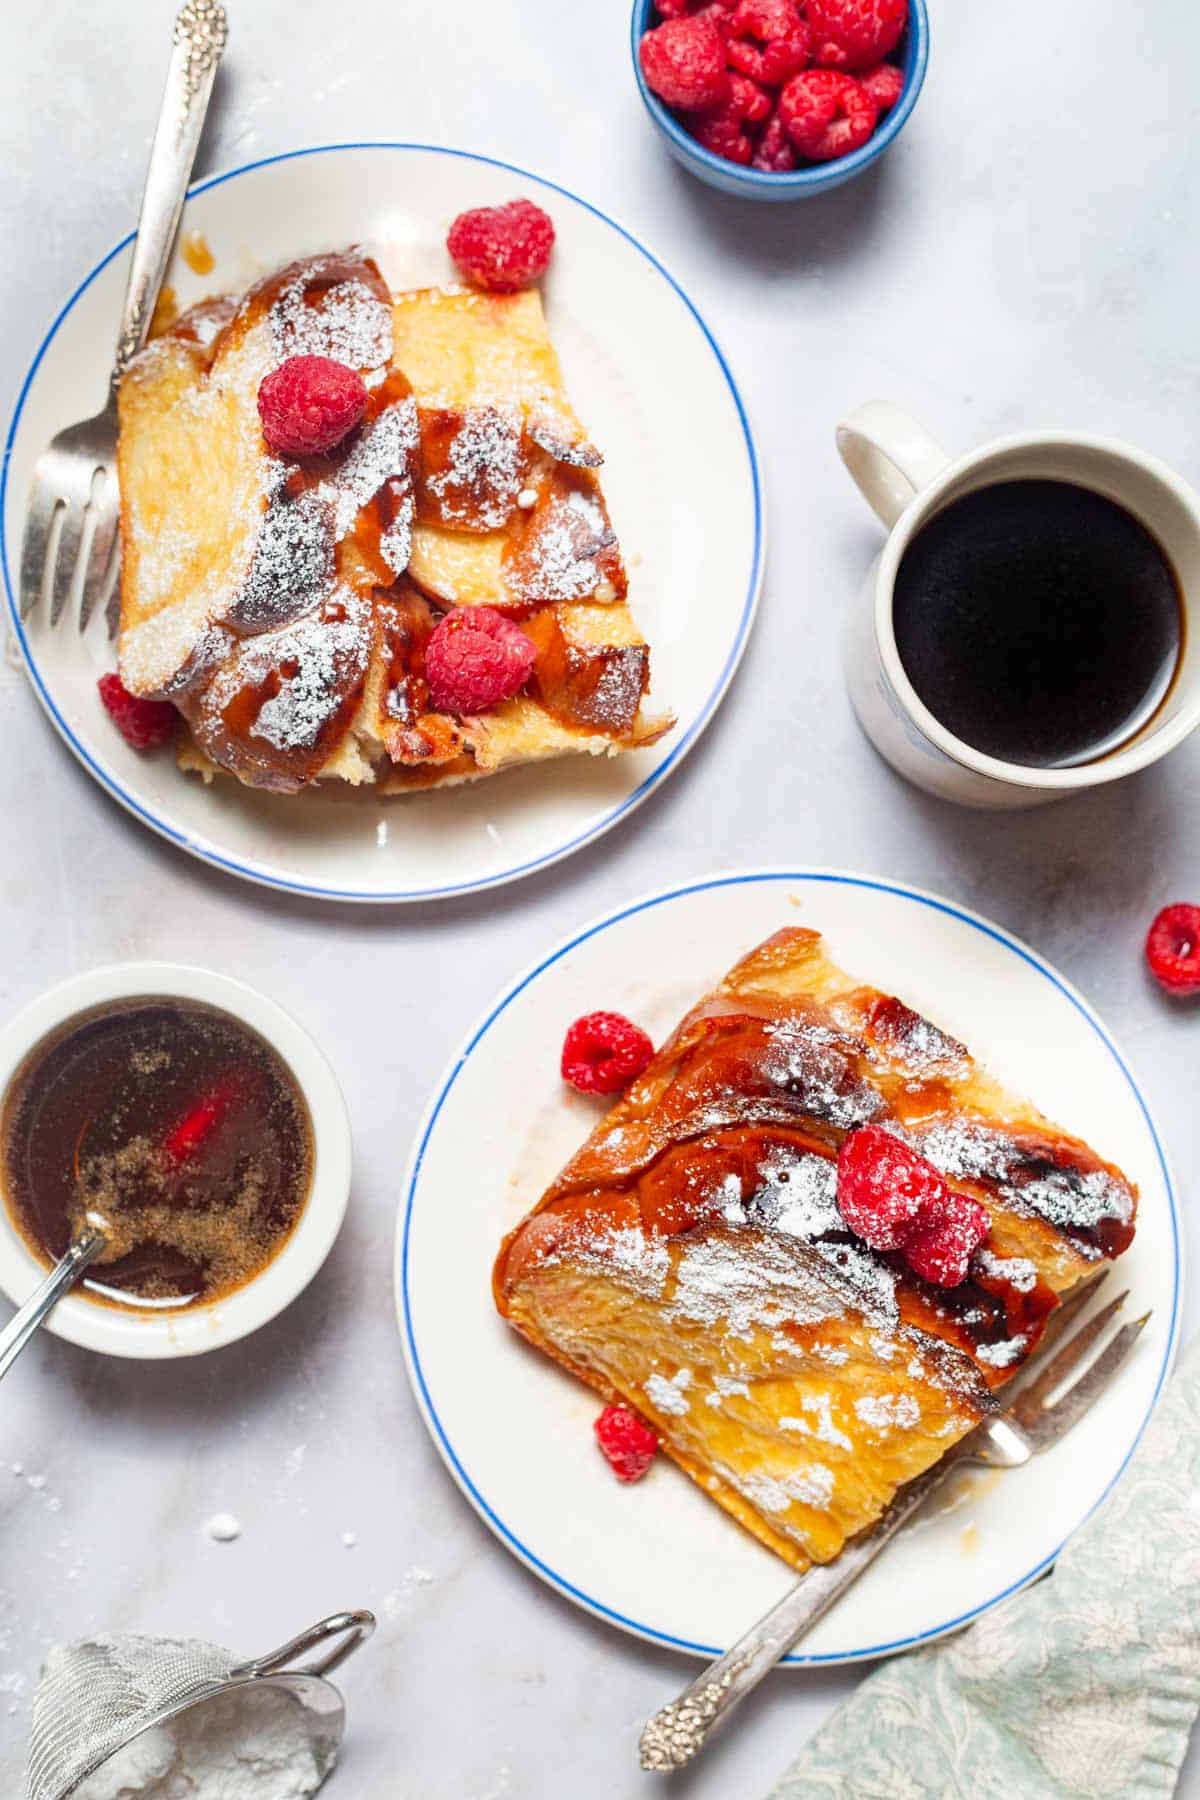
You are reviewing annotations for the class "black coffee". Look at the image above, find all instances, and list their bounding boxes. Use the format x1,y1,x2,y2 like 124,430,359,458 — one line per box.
892,479,1183,768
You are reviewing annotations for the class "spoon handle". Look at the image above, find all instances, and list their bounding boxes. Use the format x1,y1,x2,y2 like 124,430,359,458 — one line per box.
0,1230,107,1381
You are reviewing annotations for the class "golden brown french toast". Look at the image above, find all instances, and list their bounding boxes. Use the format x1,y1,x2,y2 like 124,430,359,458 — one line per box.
116,249,672,793
494,928,1137,1571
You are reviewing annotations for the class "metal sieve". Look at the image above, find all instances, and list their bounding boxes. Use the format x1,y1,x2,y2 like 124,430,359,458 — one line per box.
26,1609,375,1800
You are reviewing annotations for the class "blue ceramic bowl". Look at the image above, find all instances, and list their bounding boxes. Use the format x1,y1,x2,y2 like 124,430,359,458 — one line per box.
631,0,929,199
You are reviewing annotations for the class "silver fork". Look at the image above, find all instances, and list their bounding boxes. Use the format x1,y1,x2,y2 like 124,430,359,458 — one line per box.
18,0,228,638
640,1273,1149,1772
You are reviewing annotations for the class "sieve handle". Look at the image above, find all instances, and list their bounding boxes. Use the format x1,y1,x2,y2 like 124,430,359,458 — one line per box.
231,1611,377,1682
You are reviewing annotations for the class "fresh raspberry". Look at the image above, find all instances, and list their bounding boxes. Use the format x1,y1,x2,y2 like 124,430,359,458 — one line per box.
447,199,557,295
659,0,731,13
446,199,555,294
639,15,730,110
690,72,770,163
807,0,908,71
751,107,799,171
423,607,536,715
561,1011,655,1096
728,71,772,124
904,1191,990,1288
836,1125,949,1250
1145,903,1200,996
727,0,811,85
859,60,905,112
692,105,754,163
780,69,877,161
594,1405,659,1483
257,355,367,457
97,673,177,751
838,1126,989,1288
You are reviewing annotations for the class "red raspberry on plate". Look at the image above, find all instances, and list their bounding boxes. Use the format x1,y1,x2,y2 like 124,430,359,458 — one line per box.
424,606,536,716
97,673,177,751
904,1191,991,1289
836,1124,949,1250
594,1404,659,1483
752,107,799,171
639,14,730,110
446,198,555,294
1145,903,1200,996
780,69,877,161
859,61,905,112
561,1011,655,1096
807,0,908,71
727,0,811,86
257,355,368,458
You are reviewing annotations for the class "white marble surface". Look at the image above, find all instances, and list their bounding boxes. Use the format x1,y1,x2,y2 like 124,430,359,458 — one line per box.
1,0,1198,1794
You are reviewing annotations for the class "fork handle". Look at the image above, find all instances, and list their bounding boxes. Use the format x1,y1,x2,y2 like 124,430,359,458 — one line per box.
111,0,229,382
638,1455,961,1773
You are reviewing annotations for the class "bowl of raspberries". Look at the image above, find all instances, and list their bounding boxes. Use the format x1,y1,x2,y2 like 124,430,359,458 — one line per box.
632,0,928,197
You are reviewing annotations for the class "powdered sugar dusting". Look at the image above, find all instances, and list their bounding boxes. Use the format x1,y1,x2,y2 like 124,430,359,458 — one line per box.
514,487,615,602
646,1370,692,1416
750,1147,841,1239
914,1120,1134,1243
977,1248,1039,1293
854,1393,921,1431
269,266,391,371
321,396,419,542
976,1335,1028,1369
426,407,524,529
760,1021,885,1129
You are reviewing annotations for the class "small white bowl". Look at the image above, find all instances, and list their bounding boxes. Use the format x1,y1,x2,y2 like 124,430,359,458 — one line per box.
0,964,352,1359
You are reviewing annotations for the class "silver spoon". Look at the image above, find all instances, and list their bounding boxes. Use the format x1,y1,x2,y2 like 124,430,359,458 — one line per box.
0,1216,109,1381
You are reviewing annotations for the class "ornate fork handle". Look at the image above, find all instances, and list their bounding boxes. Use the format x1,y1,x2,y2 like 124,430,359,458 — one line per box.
639,1453,965,1772
111,0,228,383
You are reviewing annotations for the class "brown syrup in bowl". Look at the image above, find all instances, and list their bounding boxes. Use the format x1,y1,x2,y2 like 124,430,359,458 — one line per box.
0,999,313,1311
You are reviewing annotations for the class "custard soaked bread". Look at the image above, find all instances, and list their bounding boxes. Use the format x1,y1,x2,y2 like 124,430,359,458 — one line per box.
494,928,1137,1571
116,248,671,793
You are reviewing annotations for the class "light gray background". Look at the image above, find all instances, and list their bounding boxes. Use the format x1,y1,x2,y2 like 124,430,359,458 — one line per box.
1,0,1197,1794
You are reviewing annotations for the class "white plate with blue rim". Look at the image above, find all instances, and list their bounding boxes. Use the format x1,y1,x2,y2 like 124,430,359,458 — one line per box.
396,869,1180,1662
1,142,761,904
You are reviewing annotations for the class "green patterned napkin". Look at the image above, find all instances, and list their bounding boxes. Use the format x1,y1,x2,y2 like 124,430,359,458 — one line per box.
769,1336,1199,1800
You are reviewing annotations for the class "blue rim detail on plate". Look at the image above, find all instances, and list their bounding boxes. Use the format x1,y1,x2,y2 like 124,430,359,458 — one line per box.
397,868,1181,1664
630,0,930,200
1,142,763,904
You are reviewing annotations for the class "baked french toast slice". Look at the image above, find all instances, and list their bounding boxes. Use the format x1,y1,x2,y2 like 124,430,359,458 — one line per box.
116,249,672,793
494,928,1137,1571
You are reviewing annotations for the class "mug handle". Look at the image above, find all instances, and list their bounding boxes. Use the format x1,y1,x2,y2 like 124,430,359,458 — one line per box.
836,401,951,529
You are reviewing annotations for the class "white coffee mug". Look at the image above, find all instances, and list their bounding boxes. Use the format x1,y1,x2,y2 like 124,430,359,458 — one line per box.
838,401,1200,808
